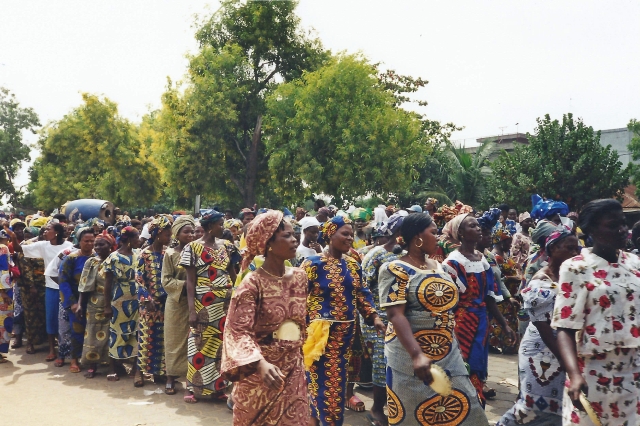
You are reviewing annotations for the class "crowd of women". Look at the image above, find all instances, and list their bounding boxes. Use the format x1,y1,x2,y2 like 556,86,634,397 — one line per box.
1,196,639,426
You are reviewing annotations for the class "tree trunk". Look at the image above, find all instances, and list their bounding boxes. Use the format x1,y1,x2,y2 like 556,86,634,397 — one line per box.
244,115,262,207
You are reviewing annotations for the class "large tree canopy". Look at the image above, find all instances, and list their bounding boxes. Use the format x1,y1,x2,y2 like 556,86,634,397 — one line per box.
0,87,40,203
488,113,630,212
30,94,160,210
265,54,436,205
157,0,327,209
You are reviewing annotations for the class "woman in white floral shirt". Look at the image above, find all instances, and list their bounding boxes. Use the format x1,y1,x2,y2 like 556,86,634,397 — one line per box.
552,199,640,426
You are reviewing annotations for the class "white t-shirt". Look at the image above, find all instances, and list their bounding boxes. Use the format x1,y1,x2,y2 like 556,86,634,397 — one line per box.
141,223,151,239
22,240,74,289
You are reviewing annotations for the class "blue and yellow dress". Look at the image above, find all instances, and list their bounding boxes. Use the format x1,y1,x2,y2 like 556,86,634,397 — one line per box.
59,251,95,359
100,251,139,360
379,260,488,425
0,244,13,355
136,249,166,376
302,254,377,426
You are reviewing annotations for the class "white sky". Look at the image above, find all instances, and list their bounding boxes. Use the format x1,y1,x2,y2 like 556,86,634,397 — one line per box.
1,0,639,189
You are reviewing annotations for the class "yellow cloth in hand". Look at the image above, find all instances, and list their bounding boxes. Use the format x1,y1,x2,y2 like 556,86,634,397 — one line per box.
303,320,331,370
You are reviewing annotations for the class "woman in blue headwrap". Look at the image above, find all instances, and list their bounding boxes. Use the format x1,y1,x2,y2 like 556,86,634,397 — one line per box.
302,216,384,426
179,209,241,403
134,215,173,387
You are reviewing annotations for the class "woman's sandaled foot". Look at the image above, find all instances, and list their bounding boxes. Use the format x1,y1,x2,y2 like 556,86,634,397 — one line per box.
85,368,97,379
25,344,36,354
183,393,198,404
69,364,81,373
45,353,57,362
107,373,120,381
482,385,497,399
54,358,65,367
133,372,145,387
11,338,23,349
346,395,366,412
366,412,387,426
165,382,177,395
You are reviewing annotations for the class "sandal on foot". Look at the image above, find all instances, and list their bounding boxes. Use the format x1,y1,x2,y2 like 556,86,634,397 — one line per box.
85,368,97,379
165,382,177,395
346,395,366,412
54,359,65,368
183,394,198,404
482,387,497,399
133,374,144,388
365,413,386,426
45,353,57,362
69,364,81,373
26,345,36,355
11,339,23,349
107,373,120,382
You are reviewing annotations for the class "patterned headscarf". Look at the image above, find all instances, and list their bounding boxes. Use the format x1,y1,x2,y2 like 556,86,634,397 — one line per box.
119,226,139,246
530,194,569,220
224,219,243,230
441,213,471,245
200,209,225,226
241,210,284,271
74,226,93,246
95,230,117,251
350,207,372,222
492,227,514,245
545,228,573,255
518,211,531,222
0,229,9,240
378,212,404,236
322,216,352,241
477,208,501,230
145,214,174,247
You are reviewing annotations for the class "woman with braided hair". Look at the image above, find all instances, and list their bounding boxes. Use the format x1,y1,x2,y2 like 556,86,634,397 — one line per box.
134,215,173,387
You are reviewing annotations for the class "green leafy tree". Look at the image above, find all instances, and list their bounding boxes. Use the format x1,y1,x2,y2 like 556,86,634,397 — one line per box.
488,113,630,212
265,54,440,206
628,118,640,196
157,0,327,208
30,94,161,210
0,87,40,203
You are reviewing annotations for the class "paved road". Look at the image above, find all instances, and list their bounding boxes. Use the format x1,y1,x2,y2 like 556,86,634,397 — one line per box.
1,345,519,425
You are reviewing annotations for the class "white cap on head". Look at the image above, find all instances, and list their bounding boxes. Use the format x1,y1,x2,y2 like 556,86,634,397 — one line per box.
299,216,321,231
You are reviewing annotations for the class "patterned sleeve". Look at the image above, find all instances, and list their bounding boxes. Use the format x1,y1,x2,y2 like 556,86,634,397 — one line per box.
179,243,195,268
99,252,118,278
220,274,263,382
58,255,77,309
78,258,98,293
136,251,151,302
442,259,468,293
551,259,588,330
522,279,556,323
350,260,377,322
0,245,10,290
225,241,242,266
378,262,408,307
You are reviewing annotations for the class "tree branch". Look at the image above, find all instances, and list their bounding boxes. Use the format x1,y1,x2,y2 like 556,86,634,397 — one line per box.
232,136,247,162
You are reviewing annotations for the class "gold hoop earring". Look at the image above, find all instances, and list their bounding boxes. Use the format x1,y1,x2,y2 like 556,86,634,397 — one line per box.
415,237,423,248
268,247,273,252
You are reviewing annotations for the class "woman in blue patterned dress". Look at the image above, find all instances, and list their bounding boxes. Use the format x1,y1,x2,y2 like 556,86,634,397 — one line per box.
443,213,515,407
102,226,142,381
58,228,96,373
134,215,173,386
381,213,488,425
302,216,385,426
